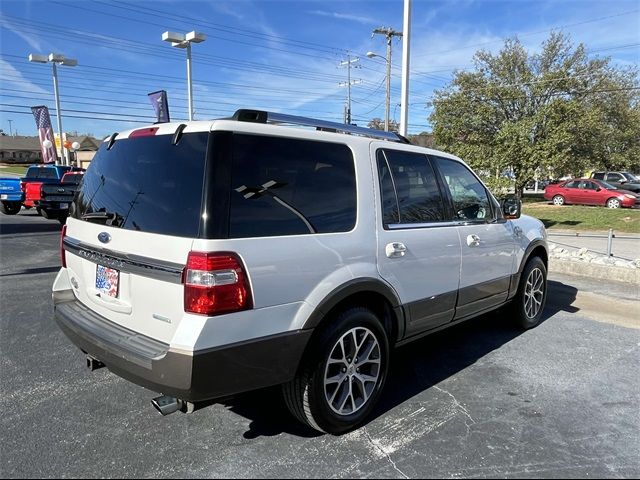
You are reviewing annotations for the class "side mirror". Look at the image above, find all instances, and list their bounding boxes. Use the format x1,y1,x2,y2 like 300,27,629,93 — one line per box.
595,187,601,192
501,195,521,219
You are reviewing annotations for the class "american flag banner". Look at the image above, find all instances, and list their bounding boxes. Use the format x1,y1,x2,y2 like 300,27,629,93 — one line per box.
148,90,170,123
31,105,58,164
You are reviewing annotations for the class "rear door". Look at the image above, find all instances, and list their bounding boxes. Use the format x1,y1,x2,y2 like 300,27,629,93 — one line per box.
64,131,209,344
374,148,461,336
430,156,516,319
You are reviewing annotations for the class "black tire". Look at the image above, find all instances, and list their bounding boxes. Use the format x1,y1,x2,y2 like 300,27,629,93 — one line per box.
57,214,68,225
40,208,52,219
511,256,547,329
283,307,389,434
36,207,42,216
0,201,21,215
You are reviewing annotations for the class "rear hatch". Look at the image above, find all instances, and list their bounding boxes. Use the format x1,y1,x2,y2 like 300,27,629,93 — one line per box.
42,174,83,203
64,130,209,344
0,178,22,199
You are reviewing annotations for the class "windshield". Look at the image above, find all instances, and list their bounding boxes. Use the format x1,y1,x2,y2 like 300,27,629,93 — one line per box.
73,132,208,237
599,180,618,190
622,172,638,182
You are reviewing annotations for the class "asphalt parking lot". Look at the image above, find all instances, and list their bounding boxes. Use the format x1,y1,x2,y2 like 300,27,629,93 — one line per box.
1,211,639,478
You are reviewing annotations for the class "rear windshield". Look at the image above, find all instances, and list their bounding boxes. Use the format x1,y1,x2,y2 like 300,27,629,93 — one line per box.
62,173,84,185
25,166,65,179
73,133,208,237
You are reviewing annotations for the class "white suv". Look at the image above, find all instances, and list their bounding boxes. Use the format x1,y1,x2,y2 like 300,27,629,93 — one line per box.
53,110,548,434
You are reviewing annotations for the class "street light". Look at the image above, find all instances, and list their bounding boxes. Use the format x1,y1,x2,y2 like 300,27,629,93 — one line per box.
367,51,392,132
28,53,77,166
162,30,206,121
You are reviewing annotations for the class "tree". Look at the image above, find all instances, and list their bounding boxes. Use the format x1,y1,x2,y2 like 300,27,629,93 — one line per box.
429,32,640,196
368,117,399,133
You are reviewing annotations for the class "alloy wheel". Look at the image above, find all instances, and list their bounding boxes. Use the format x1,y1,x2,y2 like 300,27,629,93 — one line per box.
524,267,545,319
323,327,381,416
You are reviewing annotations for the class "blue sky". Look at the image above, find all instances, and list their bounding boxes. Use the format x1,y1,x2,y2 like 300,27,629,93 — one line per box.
1,0,638,138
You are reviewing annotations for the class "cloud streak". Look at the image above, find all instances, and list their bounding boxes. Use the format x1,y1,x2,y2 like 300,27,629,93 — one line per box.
309,10,379,26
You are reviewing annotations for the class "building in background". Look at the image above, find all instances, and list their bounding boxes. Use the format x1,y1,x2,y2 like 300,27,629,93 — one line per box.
0,134,101,168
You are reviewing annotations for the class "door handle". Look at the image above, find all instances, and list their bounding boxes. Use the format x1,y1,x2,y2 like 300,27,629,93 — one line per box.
385,242,407,258
466,234,481,247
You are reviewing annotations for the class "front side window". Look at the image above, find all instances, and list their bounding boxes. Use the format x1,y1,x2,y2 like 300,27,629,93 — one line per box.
433,157,492,222
229,134,356,238
376,149,446,226
607,173,623,182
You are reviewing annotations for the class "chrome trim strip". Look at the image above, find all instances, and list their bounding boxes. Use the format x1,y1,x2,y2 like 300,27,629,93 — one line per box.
387,221,459,230
63,237,184,284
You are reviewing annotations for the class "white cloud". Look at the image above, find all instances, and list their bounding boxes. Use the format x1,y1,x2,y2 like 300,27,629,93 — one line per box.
0,17,43,51
309,10,379,26
0,59,50,95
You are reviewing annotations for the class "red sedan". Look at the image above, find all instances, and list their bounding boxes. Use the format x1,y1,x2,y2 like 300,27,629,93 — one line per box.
544,178,639,208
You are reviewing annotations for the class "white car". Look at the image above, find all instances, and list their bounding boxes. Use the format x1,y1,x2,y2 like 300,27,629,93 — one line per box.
53,110,548,434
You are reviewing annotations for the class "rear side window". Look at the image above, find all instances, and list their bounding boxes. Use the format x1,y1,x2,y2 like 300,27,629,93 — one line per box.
376,149,446,225
74,133,208,237
229,134,356,238
62,173,83,185
592,172,605,180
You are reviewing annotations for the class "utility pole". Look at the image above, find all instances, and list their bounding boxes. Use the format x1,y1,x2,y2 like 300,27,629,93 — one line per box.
399,0,412,137
338,55,361,124
8,119,13,136
372,27,402,132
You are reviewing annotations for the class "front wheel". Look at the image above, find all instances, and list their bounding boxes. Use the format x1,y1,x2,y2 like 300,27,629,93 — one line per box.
283,307,389,434
511,256,547,329
552,195,565,206
0,201,21,215
606,198,621,209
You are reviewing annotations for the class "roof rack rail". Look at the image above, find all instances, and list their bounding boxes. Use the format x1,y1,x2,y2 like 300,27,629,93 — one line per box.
231,109,408,143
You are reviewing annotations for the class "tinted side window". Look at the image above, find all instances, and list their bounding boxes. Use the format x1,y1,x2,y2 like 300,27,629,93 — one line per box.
229,134,356,238
607,173,623,182
592,172,605,180
433,157,492,222
376,149,446,225
565,181,580,188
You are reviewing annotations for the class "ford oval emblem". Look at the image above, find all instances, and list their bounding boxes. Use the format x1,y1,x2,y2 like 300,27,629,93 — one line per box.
98,232,111,244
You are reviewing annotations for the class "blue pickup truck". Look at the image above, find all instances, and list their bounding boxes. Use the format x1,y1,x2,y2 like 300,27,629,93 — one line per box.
0,176,25,215
0,165,80,216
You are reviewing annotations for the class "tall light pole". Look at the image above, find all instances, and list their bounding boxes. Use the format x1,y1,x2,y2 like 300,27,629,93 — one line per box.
369,27,402,132
162,31,206,121
28,53,77,165
399,0,412,137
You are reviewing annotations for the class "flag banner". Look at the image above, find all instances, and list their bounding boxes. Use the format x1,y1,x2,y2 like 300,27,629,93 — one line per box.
148,90,170,123
31,105,58,164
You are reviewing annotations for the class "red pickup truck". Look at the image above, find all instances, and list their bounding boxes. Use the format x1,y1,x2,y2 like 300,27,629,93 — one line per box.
21,165,84,220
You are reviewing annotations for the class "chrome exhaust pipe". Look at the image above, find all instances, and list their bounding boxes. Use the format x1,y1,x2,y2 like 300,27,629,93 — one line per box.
151,395,182,416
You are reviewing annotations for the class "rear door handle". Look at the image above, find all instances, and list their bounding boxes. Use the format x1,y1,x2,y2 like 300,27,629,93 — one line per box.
466,234,481,247
385,242,407,258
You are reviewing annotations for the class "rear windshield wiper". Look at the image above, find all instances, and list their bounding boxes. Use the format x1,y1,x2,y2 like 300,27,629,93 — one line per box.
81,211,121,226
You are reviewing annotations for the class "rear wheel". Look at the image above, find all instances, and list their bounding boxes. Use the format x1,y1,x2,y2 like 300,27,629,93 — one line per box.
552,195,565,206
0,201,21,215
511,256,547,329
39,208,52,219
283,307,389,434
606,198,621,209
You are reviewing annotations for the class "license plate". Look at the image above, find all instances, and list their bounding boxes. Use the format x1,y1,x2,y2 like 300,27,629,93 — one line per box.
60,203,69,209
96,265,120,298
0,194,7,200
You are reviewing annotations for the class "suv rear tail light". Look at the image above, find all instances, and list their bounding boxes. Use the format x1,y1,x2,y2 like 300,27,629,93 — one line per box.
60,224,67,268
184,252,253,316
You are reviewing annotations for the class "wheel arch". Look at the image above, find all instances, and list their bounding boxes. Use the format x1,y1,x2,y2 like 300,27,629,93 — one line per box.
302,278,405,347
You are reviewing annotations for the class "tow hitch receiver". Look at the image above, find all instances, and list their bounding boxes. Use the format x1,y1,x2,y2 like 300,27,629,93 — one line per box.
86,355,105,371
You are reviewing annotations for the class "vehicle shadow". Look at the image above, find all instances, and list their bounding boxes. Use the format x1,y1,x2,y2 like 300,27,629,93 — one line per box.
211,280,578,439
0,214,62,235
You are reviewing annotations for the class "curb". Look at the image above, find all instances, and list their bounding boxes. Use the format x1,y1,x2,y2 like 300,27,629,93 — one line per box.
548,258,639,285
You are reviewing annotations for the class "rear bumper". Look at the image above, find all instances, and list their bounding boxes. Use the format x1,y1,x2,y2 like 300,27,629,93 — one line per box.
53,290,313,402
